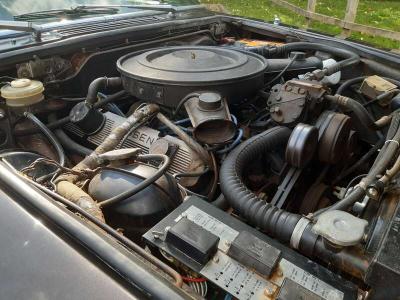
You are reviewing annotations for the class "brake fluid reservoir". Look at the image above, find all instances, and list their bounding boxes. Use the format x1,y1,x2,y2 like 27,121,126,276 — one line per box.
0,78,44,107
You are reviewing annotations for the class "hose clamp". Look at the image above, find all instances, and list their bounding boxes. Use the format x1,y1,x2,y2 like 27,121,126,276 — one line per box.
384,139,400,148
290,217,310,250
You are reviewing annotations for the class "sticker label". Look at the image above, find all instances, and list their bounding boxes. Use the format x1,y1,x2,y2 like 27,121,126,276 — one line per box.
201,250,275,300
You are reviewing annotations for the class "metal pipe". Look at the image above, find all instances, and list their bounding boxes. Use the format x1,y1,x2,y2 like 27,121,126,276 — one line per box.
157,112,210,166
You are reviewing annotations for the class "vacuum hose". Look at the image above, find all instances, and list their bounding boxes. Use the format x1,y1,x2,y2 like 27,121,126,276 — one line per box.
259,42,360,79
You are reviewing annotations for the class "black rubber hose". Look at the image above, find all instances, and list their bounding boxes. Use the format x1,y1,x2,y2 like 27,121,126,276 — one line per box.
85,77,122,106
15,90,127,136
266,42,360,77
54,129,92,156
48,114,92,157
24,112,66,167
172,92,200,117
264,53,300,87
315,111,400,215
325,94,380,130
333,138,384,185
98,154,170,208
211,193,230,210
220,126,301,243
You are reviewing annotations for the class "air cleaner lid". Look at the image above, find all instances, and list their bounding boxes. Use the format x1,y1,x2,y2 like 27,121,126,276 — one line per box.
117,46,267,86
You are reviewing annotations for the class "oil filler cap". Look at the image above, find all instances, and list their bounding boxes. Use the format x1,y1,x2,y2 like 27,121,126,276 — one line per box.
198,92,222,111
313,210,368,247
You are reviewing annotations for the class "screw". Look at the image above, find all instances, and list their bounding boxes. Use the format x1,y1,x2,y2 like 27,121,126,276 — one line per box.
285,85,292,92
298,88,306,95
152,230,164,239
224,240,231,247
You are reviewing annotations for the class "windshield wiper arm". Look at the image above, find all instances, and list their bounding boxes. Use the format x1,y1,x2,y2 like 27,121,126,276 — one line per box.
0,20,42,42
14,7,119,22
75,4,178,14
14,5,178,23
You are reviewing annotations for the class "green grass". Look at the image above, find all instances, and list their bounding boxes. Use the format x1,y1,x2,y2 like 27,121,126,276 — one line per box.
202,0,400,50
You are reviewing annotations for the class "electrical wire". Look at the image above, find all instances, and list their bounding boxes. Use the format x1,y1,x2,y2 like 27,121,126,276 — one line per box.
23,112,66,167
15,90,128,136
182,276,207,283
2,159,183,288
264,53,300,87
98,154,170,208
216,129,243,155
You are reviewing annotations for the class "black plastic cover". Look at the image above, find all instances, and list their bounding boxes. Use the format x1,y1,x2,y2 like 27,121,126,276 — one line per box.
277,278,323,300
228,231,281,277
69,102,105,135
117,46,267,106
166,217,219,265
117,46,266,85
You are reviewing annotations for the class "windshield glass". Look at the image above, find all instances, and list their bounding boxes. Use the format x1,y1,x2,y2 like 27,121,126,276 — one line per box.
202,0,400,50
0,0,398,50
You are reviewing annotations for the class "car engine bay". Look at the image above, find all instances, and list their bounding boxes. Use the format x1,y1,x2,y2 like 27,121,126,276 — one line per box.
1,22,400,299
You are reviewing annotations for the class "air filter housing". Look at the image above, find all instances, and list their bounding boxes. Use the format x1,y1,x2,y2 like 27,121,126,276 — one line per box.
117,46,267,106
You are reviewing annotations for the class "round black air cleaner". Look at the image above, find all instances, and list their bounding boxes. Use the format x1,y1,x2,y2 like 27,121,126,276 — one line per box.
117,46,267,106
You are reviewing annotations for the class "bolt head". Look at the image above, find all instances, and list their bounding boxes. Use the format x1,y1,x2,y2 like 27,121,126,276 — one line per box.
367,187,378,198
298,88,306,95
264,286,275,297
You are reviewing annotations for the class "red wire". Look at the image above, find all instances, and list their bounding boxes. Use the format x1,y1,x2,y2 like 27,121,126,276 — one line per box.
182,276,207,282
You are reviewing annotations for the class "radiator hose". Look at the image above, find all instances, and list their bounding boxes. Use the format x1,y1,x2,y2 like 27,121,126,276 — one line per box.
220,126,307,244
257,42,360,79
